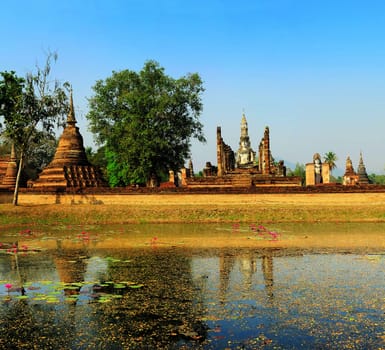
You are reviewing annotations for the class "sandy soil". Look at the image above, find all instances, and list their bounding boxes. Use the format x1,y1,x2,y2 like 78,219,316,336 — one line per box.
1,192,385,251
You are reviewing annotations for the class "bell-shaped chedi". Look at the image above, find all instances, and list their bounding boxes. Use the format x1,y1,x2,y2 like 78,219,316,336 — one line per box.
342,156,358,185
357,152,370,185
0,143,17,189
236,114,256,168
32,93,105,189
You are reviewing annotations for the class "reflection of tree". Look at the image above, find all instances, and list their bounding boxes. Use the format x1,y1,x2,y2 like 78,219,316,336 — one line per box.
1,246,208,348
97,249,207,347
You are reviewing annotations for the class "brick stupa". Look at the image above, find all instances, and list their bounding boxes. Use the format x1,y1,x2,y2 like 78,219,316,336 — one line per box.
342,156,358,185
0,143,17,189
32,93,104,189
357,152,370,184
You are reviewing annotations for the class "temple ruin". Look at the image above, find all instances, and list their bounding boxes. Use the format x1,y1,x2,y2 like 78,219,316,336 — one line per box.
305,153,331,186
343,153,370,185
32,93,105,190
181,114,301,187
0,143,17,190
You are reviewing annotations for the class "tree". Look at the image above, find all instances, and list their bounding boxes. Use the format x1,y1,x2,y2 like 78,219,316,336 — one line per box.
288,163,306,185
0,137,12,156
324,151,338,174
0,133,58,184
87,60,205,187
0,53,69,205
368,173,385,185
85,145,108,181
23,132,58,182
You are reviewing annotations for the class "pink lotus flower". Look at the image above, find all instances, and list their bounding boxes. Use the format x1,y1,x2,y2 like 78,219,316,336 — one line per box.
5,283,12,290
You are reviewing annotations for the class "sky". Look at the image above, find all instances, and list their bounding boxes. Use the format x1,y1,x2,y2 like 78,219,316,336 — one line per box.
2,0,385,175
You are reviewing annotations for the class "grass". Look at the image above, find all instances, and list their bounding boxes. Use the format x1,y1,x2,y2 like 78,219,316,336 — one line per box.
1,192,385,226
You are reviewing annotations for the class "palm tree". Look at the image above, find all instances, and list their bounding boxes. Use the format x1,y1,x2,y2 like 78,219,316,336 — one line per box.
324,151,338,174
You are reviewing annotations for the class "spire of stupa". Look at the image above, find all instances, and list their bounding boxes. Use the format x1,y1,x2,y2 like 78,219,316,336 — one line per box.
10,142,16,161
357,152,369,184
240,113,248,137
344,156,355,176
236,112,256,168
67,89,76,125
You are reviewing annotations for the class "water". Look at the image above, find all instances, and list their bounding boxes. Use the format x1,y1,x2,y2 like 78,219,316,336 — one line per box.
0,224,384,349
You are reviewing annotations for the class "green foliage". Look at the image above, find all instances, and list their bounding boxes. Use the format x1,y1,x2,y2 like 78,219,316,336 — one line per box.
368,173,385,184
0,137,12,156
323,151,338,173
85,146,108,181
87,60,205,187
287,163,306,185
0,52,69,204
23,132,58,181
334,176,343,184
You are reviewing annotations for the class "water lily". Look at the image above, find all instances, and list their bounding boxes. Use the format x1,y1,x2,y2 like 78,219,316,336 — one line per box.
5,283,12,293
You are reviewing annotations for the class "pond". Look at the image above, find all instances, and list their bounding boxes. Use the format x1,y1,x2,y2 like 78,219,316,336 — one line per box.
0,223,384,349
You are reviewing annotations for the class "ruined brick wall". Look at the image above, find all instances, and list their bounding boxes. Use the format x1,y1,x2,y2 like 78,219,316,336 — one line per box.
306,163,315,186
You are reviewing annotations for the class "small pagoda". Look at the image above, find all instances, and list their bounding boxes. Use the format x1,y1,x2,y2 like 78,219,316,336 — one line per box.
342,156,358,185
357,152,370,184
0,143,17,189
32,93,105,190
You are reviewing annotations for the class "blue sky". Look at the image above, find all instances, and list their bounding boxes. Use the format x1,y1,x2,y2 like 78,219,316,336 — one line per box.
2,0,385,174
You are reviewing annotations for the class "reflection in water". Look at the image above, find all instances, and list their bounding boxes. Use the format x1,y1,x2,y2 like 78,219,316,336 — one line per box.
262,255,274,300
0,235,384,349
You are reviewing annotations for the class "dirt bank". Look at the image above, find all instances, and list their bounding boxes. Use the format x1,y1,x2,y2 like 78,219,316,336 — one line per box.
1,192,385,225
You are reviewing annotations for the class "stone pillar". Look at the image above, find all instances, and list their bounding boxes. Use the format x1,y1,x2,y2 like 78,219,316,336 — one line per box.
169,170,175,184
321,163,330,184
263,127,270,175
305,163,315,186
217,126,223,177
188,159,194,177
181,168,188,186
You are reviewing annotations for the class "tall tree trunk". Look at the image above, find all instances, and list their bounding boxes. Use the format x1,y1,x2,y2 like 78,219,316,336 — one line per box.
12,152,24,206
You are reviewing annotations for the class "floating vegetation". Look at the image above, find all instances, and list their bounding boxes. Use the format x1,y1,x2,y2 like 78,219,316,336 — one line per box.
1,279,145,307
0,223,384,349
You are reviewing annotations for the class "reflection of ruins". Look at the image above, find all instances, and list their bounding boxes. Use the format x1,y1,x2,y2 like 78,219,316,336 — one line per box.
217,250,275,303
0,242,302,348
0,244,209,348
52,246,208,346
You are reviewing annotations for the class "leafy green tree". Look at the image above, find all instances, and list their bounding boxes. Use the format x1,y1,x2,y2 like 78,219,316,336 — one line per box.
0,53,69,205
87,60,205,187
23,132,58,182
0,137,12,156
323,151,338,175
0,133,57,184
85,145,108,181
288,163,306,185
368,173,385,185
